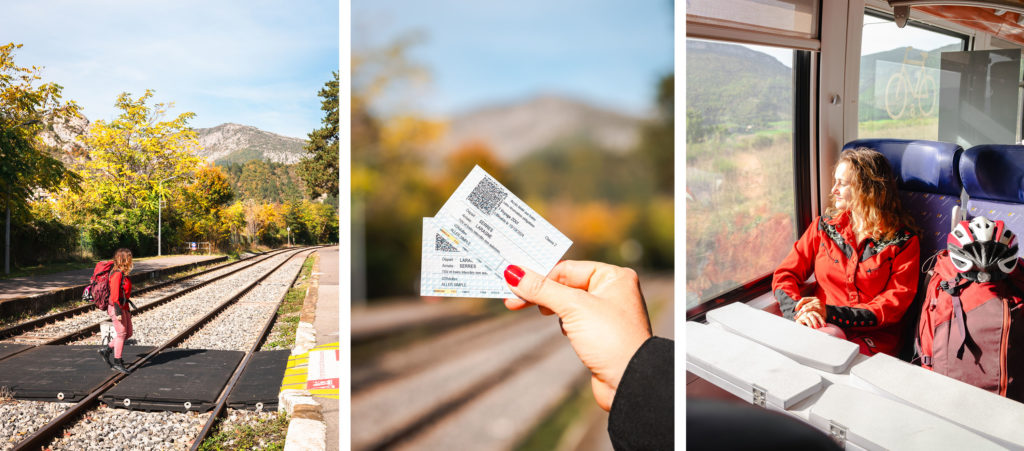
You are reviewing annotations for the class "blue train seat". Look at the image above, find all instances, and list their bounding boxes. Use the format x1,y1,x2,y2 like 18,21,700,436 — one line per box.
960,145,1024,251
842,139,964,260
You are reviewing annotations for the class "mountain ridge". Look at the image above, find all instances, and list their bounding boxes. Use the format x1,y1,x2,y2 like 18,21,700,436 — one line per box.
431,94,643,162
195,122,308,165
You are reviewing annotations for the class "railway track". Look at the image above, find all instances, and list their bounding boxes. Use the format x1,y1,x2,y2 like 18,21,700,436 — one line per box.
1,246,321,450
349,273,673,450
0,248,290,353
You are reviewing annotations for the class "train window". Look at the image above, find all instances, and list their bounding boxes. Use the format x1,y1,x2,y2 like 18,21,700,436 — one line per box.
686,38,800,312
857,13,967,140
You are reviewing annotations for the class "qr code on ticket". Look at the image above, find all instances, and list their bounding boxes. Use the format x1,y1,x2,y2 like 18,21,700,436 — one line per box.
467,176,507,215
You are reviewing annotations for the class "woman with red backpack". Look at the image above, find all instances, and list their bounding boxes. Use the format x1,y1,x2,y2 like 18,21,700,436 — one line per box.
772,148,921,356
97,248,134,374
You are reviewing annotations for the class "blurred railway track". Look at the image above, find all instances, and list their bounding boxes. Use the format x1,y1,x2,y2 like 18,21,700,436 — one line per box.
351,272,673,450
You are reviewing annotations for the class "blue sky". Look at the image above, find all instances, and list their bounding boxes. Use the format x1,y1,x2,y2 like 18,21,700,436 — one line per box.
352,0,674,118
0,0,338,139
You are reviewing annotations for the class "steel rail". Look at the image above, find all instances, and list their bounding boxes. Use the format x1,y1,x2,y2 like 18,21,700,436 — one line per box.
0,250,294,363
190,247,321,450
12,247,311,451
0,249,281,340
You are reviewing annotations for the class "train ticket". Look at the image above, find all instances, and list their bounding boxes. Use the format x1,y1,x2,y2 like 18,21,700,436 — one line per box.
420,217,514,298
427,166,572,298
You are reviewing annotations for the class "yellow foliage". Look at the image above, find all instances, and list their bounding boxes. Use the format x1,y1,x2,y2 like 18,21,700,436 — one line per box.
379,115,446,153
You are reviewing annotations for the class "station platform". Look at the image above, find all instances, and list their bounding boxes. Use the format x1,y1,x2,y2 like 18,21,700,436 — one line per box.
0,254,226,319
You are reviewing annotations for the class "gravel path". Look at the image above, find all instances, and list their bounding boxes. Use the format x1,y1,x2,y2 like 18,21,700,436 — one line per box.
0,400,72,451
46,404,209,451
179,251,310,351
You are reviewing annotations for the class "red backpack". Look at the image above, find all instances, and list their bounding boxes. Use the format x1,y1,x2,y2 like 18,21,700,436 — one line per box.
82,261,122,311
916,250,1024,400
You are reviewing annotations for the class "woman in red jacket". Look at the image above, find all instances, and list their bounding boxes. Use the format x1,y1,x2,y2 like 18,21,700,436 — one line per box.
97,248,134,374
772,148,920,356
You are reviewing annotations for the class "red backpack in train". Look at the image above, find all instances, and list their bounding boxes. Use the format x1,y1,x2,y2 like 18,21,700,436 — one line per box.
916,217,1024,401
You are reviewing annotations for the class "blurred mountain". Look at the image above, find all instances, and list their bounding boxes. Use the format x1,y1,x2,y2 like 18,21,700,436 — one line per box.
434,94,642,162
195,123,309,165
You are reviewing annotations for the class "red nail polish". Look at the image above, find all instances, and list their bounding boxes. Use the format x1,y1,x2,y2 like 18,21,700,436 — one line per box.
505,265,524,287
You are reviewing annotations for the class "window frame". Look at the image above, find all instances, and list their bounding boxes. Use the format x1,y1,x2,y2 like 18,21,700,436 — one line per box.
685,47,815,322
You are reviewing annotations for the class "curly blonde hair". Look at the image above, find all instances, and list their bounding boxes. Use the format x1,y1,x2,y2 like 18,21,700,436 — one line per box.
113,248,133,275
826,148,918,241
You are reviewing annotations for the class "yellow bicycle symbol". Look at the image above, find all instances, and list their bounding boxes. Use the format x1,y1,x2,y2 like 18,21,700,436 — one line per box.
885,47,938,120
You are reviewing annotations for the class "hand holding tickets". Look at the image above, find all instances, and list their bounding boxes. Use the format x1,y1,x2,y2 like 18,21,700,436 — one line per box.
421,166,572,298
503,261,653,411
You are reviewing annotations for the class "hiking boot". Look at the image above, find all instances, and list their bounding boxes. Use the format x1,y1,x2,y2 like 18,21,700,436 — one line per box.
111,358,130,374
97,346,113,368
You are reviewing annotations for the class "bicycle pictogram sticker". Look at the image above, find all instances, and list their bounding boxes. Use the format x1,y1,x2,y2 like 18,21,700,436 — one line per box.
884,47,939,120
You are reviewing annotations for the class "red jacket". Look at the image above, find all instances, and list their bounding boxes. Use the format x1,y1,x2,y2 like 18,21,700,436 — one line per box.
772,212,920,355
108,270,132,313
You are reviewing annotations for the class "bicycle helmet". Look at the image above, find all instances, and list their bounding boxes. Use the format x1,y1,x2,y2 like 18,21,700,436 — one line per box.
947,216,1019,282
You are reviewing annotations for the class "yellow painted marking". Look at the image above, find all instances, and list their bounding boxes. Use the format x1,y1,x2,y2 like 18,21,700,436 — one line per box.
434,289,457,295
280,342,340,399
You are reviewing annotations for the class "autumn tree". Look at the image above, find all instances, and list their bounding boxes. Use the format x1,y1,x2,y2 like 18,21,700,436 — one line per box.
300,200,336,244
0,43,82,270
298,72,339,199
57,90,202,256
182,164,233,246
221,201,246,246
242,200,264,245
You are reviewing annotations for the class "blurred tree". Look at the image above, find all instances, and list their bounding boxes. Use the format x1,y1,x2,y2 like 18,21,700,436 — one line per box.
56,89,201,256
298,72,339,199
352,33,451,299
632,73,674,269
0,43,82,269
441,139,505,195
641,74,674,196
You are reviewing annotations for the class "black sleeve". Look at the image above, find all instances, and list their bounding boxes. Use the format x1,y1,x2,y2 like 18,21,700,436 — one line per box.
825,305,879,327
775,288,798,320
607,337,674,451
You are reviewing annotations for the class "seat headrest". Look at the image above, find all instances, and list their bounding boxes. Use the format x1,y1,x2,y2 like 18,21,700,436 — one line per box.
960,145,1024,203
842,139,963,196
